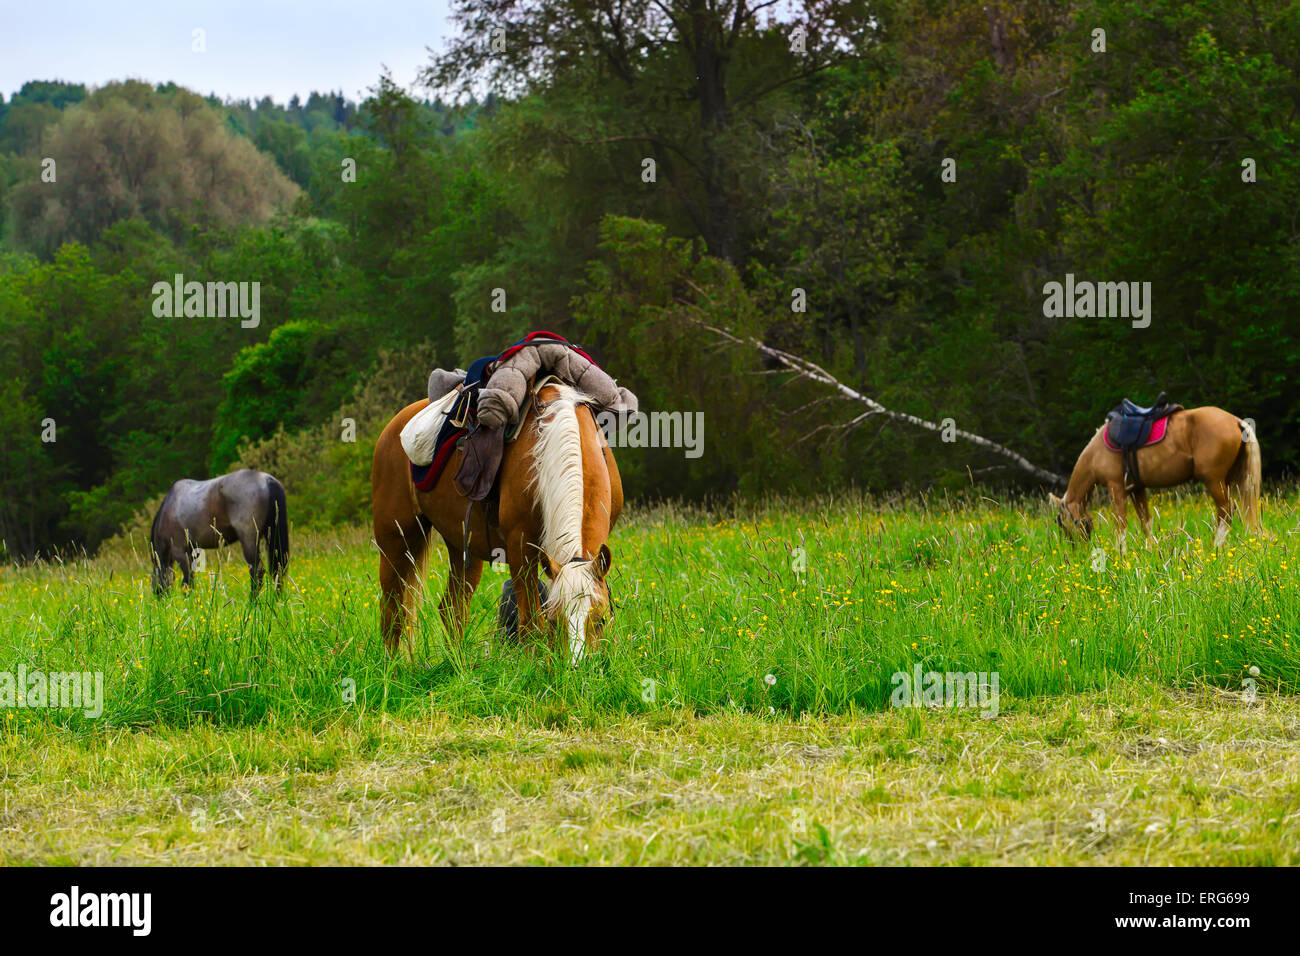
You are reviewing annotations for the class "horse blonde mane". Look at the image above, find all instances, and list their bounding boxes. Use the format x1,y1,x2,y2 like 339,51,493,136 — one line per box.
531,383,589,563
530,383,603,660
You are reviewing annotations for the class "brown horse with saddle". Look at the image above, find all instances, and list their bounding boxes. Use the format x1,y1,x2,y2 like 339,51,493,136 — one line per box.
1050,393,1263,550
370,332,636,662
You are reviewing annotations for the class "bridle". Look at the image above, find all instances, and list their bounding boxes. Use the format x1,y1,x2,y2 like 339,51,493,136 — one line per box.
562,555,616,621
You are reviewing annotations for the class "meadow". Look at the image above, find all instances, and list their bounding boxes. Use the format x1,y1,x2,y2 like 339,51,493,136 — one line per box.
2,491,1298,864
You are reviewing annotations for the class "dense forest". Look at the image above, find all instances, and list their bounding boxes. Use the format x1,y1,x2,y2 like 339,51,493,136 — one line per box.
2,0,1298,560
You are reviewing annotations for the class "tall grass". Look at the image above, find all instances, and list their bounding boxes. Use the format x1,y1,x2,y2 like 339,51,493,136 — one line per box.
2,490,1297,735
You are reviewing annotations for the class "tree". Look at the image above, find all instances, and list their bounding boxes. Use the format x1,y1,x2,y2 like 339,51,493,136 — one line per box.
8,81,298,256
422,0,875,264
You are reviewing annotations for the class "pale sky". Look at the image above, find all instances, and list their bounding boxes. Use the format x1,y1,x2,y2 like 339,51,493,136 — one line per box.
0,0,454,105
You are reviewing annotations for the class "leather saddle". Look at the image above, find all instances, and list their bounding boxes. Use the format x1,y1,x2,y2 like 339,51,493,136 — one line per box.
1104,391,1182,489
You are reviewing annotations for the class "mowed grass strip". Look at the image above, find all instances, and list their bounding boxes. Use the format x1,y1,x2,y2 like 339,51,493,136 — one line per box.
1,683,1297,865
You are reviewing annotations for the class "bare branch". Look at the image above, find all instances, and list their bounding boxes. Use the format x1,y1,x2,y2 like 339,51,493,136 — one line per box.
687,311,1067,488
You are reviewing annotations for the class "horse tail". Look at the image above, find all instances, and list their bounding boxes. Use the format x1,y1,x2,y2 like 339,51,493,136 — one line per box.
265,476,290,581
1234,419,1263,533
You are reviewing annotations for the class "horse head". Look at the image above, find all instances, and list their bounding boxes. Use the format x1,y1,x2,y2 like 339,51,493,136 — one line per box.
149,502,174,595
545,544,614,663
1048,492,1092,540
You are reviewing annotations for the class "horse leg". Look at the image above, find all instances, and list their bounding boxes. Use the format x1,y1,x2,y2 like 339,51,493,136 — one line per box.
1206,478,1232,548
241,532,265,599
1107,481,1129,554
376,518,430,660
177,546,194,589
1132,487,1155,548
154,554,174,596
506,532,544,649
437,543,483,641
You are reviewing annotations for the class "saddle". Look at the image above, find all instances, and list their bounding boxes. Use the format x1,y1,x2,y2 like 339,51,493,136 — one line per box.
1103,391,1183,489
411,332,598,502
410,360,515,501
410,357,497,496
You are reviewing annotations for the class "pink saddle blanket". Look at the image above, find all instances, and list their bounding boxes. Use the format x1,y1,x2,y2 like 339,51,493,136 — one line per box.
1103,415,1170,451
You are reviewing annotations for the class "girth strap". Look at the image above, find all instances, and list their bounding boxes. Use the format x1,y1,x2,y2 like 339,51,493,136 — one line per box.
462,496,501,571
1124,447,1143,492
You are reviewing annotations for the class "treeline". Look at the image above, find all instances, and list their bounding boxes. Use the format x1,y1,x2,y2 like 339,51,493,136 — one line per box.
2,0,1299,559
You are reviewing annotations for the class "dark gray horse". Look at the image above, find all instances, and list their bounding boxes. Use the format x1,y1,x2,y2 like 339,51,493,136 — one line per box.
150,469,289,597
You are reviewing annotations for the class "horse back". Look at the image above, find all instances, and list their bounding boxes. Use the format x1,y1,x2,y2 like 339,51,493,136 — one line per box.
1082,406,1244,488
165,471,272,543
1177,406,1247,468
216,469,283,532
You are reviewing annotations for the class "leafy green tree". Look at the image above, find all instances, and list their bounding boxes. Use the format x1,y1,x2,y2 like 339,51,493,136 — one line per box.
8,81,298,256
423,0,875,265
209,320,360,470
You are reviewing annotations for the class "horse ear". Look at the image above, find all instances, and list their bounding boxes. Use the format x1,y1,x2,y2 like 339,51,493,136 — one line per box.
596,544,612,577
1047,493,1062,510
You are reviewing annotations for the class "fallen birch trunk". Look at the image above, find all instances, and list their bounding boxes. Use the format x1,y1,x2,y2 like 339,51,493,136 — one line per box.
694,320,1067,488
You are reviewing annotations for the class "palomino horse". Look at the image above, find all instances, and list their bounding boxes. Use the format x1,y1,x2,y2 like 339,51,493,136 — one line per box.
151,469,289,596
371,380,622,661
1049,407,1262,550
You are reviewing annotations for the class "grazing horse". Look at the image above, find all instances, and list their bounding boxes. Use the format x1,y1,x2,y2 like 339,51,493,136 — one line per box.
151,470,289,597
371,380,622,662
1049,407,1262,550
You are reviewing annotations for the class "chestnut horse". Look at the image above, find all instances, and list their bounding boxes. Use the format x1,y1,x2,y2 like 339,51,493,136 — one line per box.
371,380,622,661
1049,407,1262,550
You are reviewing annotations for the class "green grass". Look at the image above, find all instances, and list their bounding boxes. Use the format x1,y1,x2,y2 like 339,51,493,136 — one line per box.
1,490,1298,863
